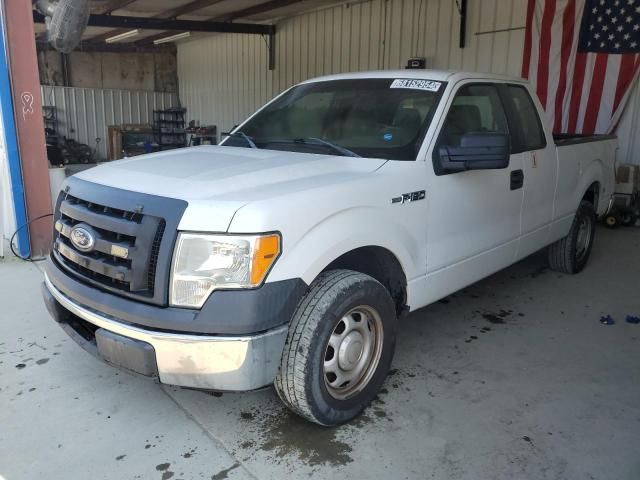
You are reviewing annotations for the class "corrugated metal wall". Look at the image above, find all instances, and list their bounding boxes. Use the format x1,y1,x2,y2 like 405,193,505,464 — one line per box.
40,85,178,160
613,78,640,166
178,0,526,136
178,0,640,165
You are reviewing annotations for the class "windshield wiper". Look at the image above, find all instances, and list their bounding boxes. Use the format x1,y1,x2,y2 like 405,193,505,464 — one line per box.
291,137,360,157
227,131,258,149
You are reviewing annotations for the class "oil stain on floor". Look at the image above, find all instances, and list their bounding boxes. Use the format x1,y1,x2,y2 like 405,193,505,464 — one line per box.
228,368,419,469
252,408,355,467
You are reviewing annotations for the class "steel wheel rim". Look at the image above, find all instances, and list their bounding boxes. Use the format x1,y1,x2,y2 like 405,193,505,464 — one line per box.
576,216,592,262
323,305,384,400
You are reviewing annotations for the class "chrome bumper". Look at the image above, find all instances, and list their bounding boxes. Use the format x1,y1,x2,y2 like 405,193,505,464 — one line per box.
44,273,287,391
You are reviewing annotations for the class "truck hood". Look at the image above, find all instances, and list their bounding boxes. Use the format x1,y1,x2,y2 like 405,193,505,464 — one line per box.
73,146,387,231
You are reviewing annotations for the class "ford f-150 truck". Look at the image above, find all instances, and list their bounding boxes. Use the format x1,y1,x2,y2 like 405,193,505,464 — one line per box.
42,70,616,426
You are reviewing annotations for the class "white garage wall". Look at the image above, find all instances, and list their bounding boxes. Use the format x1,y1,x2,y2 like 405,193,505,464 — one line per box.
178,0,640,165
178,0,526,135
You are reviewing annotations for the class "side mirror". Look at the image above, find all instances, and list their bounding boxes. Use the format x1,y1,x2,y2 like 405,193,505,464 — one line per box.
438,132,510,172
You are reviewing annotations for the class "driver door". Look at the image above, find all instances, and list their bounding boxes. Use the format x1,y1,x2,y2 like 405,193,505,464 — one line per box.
424,82,524,301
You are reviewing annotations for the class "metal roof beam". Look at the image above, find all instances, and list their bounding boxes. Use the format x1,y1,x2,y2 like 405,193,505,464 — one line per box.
85,0,227,44
35,0,139,41
134,0,303,47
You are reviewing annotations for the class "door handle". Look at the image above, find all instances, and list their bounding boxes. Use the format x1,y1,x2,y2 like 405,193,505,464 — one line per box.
510,169,524,190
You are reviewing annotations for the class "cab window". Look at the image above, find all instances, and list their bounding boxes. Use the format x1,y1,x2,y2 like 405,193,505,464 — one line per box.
507,85,546,151
437,84,508,147
433,84,509,174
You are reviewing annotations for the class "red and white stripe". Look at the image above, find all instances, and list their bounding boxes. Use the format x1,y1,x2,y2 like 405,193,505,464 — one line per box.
522,0,640,135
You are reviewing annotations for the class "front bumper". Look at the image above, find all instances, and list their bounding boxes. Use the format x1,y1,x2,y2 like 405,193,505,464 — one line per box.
43,273,287,391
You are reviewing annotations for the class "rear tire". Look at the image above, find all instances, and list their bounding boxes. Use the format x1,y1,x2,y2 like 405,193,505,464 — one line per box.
548,200,596,274
274,269,397,426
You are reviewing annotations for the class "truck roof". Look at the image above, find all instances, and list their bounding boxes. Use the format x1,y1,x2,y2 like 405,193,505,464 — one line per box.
301,69,529,85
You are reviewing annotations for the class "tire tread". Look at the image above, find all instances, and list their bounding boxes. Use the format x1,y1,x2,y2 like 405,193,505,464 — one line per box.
275,269,374,424
548,200,594,274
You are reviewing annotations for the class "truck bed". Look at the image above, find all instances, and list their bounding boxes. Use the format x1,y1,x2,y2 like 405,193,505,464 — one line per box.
553,133,617,147
552,134,617,219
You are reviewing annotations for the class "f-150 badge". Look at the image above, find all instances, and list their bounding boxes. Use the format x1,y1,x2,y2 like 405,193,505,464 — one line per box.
392,190,426,204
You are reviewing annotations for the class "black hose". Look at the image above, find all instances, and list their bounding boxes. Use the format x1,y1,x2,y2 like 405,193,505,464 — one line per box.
9,213,54,262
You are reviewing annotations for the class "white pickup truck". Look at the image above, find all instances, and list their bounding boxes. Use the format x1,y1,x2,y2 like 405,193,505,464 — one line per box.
42,70,616,426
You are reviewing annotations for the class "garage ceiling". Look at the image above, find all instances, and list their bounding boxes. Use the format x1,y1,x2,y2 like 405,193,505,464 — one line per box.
34,0,344,49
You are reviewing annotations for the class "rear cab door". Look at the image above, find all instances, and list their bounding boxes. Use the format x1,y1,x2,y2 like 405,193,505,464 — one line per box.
422,80,525,303
500,83,558,259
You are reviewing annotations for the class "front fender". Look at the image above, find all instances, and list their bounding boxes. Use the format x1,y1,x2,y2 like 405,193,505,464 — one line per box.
267,206,424,286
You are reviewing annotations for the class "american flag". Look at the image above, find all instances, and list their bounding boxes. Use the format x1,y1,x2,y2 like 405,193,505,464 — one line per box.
522,0,640,135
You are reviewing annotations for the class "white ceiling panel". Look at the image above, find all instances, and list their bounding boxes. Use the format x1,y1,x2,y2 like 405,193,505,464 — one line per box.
193,0,267,18
40,0,353,44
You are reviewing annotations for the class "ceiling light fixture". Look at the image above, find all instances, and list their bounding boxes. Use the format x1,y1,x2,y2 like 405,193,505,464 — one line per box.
153,32,191,45
105,29,140,43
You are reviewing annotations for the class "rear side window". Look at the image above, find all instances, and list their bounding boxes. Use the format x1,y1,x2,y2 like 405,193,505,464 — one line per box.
507,85,546,151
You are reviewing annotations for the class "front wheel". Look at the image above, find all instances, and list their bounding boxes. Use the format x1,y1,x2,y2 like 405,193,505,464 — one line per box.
548,200,596,274
274,270,397,426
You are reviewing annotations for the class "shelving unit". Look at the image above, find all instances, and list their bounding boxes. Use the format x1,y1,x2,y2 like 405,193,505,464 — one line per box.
108,124,160,160
43,105,63,165
153,108,187,151
187,125,217,146
43,105,58,139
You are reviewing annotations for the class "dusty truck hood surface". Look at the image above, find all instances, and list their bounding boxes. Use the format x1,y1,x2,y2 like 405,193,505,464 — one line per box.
73,145,387,232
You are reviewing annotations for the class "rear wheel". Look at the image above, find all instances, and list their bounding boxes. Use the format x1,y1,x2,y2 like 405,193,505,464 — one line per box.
548,200,596,274
274,269,397,426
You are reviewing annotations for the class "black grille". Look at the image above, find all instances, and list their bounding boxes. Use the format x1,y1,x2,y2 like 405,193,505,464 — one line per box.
59,248,131,292
147,220,165,291
53,192,165,300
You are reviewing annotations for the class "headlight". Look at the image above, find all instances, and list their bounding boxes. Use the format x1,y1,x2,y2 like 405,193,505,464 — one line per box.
170,232,281,308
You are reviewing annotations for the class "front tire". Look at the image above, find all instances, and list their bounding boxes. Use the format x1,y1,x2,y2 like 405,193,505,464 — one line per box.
548,200,596,274
274,270,397,426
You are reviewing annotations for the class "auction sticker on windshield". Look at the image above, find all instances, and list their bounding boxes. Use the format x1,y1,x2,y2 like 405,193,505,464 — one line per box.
390,79,441,92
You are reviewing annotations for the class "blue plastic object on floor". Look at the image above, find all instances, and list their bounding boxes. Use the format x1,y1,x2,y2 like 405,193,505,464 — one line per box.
625,315,640,324
600,315,615,325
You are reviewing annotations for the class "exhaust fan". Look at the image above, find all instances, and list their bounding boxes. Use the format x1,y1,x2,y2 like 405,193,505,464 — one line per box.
35,0,90,54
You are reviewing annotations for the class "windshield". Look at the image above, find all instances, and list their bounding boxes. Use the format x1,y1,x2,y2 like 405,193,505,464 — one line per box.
222,78,444,160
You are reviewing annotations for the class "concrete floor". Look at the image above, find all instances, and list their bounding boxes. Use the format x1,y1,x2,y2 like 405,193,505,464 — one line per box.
1,226,639,480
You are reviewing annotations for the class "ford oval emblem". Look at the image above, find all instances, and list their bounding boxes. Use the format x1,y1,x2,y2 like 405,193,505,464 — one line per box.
70,225,95,252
